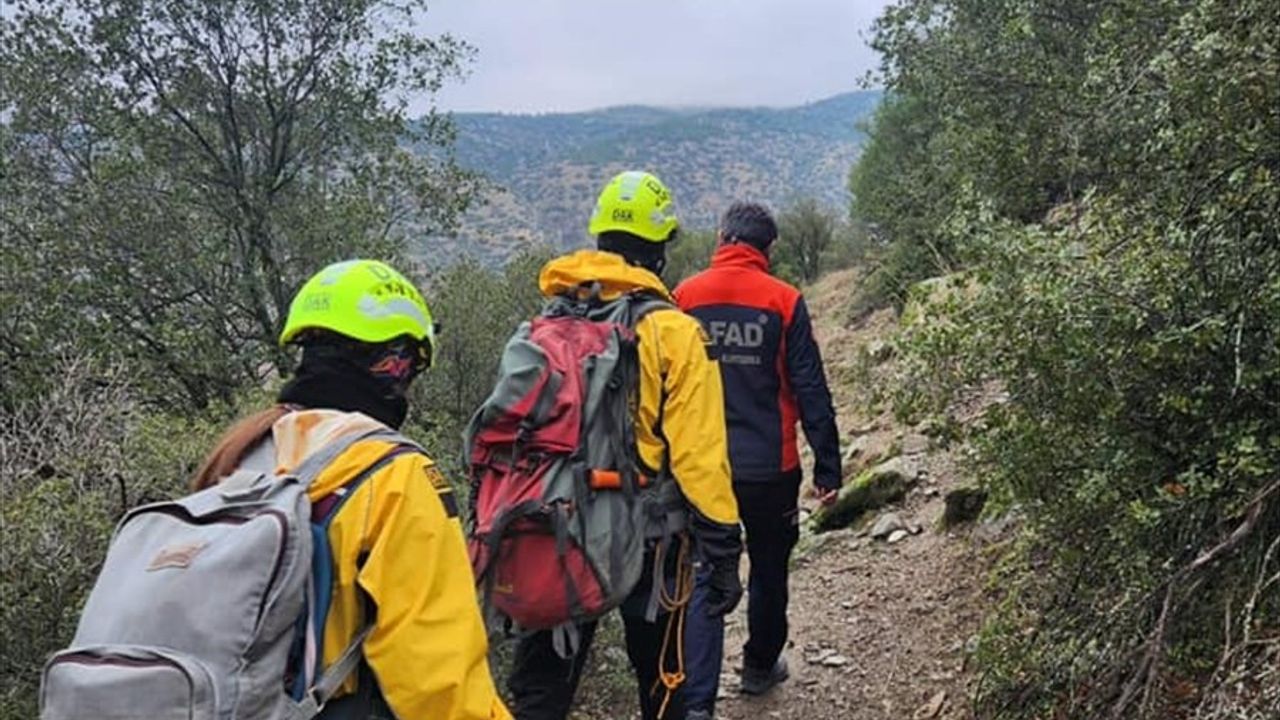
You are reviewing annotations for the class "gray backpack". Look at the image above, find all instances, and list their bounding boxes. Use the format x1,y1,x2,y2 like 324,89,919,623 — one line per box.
40,427,413,720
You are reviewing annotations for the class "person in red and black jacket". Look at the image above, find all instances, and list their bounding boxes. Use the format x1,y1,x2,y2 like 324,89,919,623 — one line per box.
673,201,842,718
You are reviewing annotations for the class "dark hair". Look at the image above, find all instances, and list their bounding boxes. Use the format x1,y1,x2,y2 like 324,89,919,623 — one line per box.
719,201,777,251
597,230,669,276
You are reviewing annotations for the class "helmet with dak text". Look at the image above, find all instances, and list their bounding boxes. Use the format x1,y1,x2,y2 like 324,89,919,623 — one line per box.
587,171,680,243
279,259,437,366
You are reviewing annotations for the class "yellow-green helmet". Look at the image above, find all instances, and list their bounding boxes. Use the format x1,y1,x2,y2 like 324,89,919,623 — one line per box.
587,171,679,243
279,260,436,351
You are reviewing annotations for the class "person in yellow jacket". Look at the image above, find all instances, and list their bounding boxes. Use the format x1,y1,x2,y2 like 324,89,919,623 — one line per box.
191,259,512,720
506,171,744,720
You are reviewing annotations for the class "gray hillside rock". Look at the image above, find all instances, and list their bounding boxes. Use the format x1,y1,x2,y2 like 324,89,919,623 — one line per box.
867,339,896,363
870,512,906,540
900,432,930,456
812,456,921,532
842,435,869,464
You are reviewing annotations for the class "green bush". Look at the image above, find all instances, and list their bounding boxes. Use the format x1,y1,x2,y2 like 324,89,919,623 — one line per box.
866,0,1280,715
663,229,717,288
897,196,1279,717
0,360,237,717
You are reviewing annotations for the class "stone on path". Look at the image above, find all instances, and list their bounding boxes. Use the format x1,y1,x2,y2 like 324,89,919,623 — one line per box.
821,654,850,667
913,690,948,719
842,434,869,464
887,529,910,544
900,432,929,456
867,339,896,363
870,512,906,540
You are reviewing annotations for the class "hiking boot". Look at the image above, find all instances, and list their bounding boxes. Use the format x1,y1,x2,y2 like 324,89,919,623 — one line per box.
739,657,789,696
686,710,714,720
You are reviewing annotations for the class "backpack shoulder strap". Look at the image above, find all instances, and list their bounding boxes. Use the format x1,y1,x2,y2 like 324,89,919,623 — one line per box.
625,291,675,329
296,624,373,718
295,436,424,717
293,428,412,488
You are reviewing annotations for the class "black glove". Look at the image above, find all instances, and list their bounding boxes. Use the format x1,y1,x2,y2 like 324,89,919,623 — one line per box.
691,509,744,617
704,557,744,617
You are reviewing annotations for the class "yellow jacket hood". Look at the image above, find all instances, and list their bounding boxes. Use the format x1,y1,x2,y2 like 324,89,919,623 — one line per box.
539,249,673,301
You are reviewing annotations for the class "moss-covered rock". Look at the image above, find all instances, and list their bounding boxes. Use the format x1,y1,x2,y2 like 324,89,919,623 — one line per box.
812,456,920,532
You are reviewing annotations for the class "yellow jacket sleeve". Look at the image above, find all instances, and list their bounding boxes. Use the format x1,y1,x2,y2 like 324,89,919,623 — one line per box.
638,309,739,525
350,453,512,720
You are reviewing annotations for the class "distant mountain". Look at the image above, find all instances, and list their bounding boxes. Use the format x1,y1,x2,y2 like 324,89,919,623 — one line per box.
414,91,881,265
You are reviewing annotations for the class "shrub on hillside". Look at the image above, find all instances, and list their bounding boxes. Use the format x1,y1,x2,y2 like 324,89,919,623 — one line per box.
663,230,717,288
864,0,1278,714
0,358,237,717
897,196,1279,718
774,198,838,285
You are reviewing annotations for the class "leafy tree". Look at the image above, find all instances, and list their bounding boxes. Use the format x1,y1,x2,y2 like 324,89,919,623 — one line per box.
0,0,479,408
848,93,957,304
775,198,838,285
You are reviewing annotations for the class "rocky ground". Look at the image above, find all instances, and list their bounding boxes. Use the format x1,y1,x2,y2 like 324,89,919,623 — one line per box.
710,455,991,720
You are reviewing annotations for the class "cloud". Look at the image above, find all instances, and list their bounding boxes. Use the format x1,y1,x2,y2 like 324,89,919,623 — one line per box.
418,0,888,113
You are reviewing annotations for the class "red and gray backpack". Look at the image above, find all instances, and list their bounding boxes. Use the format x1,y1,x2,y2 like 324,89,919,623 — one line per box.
465,286,688,642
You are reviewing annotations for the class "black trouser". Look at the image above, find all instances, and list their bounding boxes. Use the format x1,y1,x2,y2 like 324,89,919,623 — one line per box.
684,473,800,712
508,549,686,720
738,473,801,672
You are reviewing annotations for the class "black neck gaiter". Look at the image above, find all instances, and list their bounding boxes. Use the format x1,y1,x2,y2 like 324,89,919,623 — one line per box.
277,346,409,429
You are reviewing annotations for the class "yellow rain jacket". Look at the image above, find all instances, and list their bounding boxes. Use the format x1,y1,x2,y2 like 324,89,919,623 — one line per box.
539,250,739,526
257,409,511,720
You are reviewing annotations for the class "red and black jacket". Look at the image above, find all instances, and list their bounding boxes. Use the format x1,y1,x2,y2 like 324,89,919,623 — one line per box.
674,243,842,491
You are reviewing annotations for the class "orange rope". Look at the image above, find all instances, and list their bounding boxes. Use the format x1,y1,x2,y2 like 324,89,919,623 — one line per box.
650,533,694,719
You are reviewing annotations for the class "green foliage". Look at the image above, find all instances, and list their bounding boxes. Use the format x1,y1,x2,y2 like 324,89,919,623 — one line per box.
870,0,1280,716
1,479,116,719
0,359,240,717
849,93,959,306
0,0,479,409
663,229,717,288
775,198,839,285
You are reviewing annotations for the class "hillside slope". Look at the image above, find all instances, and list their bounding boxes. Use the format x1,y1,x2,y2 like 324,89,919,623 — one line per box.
418,92,880,265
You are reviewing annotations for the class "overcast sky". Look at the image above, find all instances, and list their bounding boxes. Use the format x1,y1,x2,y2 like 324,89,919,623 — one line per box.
420,1,890,115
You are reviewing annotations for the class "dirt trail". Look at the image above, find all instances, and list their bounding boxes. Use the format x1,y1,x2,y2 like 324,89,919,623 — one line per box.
709,269,992,720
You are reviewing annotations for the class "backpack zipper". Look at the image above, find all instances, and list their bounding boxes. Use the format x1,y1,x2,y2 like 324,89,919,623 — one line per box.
51,652,197,699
